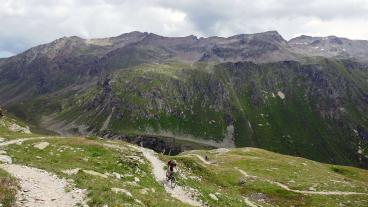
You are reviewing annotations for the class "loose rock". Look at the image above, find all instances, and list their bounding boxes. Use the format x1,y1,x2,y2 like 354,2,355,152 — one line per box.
83,170,108,178
111,188,132,197
209,193,218,201
34,142,50,150
0,155,12,164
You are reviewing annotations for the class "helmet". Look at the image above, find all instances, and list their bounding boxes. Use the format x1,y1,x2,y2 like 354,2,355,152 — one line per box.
172,160,177,165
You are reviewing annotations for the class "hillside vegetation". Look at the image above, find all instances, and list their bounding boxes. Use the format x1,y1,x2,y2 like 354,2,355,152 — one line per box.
17,59,367,168
0,130,368,206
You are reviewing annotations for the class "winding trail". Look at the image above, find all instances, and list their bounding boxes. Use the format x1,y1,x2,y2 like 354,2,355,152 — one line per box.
235,167,367,196
0,137,51,147
186,154,368,196
0,136,87,207
190,154,211,165
0,136,76,147
131,145,204,206
184,154,213,165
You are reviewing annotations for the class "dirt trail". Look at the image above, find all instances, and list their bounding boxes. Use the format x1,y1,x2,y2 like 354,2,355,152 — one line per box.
235,167,367,196
0,137,86,207
0,136,69,147
185,154,212,165
131,145,204,207
1,164,86,207
0,137,48,147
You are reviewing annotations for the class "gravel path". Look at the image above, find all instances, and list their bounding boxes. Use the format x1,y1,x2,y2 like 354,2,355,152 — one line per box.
0,137,87,207
0,136,66,147
1,164,86,207
132,146,204,206
186,154,212,165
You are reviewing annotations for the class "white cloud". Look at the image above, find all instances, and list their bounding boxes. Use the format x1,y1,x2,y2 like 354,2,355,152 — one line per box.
0,51,15,58
0,0,368,57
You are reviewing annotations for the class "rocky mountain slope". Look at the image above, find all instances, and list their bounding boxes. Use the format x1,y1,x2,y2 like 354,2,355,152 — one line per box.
0,31,367,169
289,35,368,62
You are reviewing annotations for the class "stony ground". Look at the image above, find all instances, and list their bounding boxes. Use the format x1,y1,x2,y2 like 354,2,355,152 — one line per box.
1,164,86,207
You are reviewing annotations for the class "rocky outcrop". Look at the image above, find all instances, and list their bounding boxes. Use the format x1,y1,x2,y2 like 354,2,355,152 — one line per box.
289,35,368,62
108,134,214,155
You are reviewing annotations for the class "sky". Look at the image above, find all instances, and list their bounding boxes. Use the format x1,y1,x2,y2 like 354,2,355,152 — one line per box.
1,0,368,57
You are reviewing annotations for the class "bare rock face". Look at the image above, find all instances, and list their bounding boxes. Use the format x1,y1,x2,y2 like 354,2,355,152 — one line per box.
8,123,31,134
289,35,368,62
0,116,31,134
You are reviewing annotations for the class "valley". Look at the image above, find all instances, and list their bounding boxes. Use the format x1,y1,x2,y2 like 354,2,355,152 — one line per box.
0,30,368,206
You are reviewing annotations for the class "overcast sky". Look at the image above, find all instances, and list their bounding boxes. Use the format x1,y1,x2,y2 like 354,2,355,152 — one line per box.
1,0,368,57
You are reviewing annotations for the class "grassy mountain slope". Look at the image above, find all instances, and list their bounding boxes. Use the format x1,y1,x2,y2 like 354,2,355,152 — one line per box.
175,147,368,206
24,59,367,168
0,126,367,206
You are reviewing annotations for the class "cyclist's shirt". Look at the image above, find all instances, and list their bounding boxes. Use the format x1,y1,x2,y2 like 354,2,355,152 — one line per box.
167,160,176,172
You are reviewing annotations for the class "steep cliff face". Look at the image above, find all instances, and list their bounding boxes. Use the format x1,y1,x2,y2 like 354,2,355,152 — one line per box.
0,31,368,168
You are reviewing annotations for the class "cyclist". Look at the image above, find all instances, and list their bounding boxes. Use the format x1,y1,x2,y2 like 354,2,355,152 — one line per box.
166,160,177,179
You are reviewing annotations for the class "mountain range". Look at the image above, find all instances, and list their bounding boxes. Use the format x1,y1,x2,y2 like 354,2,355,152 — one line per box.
0,31,367,168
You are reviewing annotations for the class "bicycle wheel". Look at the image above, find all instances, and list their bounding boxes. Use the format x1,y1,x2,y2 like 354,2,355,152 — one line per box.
170,176,176,188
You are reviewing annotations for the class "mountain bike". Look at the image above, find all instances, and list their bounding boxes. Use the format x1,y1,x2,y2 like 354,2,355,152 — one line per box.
166,171,177,189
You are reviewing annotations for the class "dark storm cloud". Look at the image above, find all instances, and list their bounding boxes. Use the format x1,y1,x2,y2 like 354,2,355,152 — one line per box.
0,0,368,57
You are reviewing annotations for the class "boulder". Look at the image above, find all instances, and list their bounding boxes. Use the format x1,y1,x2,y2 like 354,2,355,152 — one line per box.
34,142,50,150
0,155,12,164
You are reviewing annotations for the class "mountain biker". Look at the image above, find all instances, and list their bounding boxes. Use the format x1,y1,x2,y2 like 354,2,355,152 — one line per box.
166,160,177,179
205,155,209,161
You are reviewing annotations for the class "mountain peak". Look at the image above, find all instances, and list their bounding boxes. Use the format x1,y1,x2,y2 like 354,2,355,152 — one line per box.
258,31,285,42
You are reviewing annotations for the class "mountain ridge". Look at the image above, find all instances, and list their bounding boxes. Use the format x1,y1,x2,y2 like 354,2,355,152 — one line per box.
5,30,368,61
